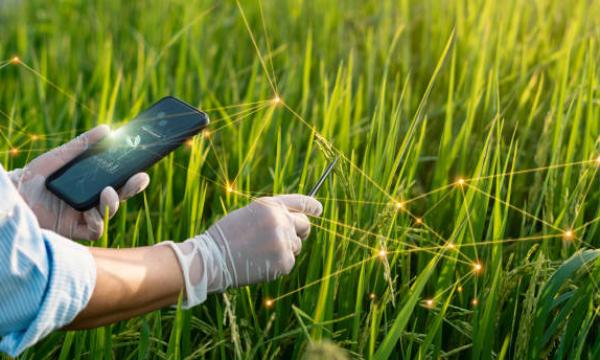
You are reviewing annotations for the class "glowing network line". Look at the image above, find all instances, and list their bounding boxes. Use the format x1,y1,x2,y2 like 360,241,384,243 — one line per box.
464,182,566,234
236,0,278,96
230,105,276,185
459,186,480,260
16,59,98,116
424,271,474,309
463,159,598,182
257,0,279,95
268,256,375,304
209,102,272,133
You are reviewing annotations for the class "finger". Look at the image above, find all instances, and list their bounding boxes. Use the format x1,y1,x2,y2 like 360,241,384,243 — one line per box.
284,214,304,255
77,209,104,240
99,187,120,218
291,236,302,255
118,172,150,200
32,125,111,176
273,194,323,216
290,212,311,240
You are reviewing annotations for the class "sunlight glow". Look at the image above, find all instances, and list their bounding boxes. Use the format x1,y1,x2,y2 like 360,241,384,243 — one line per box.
563,229,574,241
456,178,465,187
108,128,119,138
272,96,281,105
378,249,387,259
473,262,483,273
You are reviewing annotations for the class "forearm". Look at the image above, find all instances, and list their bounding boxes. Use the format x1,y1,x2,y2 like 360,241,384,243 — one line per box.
66,245,185,329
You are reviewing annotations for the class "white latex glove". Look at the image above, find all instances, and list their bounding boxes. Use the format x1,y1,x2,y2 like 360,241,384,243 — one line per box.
8,125,150,240
160,194,323,308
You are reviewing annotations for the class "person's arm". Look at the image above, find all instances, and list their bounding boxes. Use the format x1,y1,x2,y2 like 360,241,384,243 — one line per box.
66,245,185,329
69,194,323,328
0,166,96,357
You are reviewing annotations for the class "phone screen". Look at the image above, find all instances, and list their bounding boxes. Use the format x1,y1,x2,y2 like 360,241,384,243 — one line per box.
46,97,208,210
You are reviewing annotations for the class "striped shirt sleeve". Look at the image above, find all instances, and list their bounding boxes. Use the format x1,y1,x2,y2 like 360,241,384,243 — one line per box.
0,166,96,357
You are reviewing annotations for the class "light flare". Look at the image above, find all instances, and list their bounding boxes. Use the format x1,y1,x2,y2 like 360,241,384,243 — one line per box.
563,229,574,241
264,298,274,308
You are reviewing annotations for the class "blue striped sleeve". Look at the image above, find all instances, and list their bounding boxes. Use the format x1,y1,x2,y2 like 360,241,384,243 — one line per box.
0,166,96,357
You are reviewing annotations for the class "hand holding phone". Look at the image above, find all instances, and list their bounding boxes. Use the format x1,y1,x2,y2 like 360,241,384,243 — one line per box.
46,96,209,210
8,125,149,240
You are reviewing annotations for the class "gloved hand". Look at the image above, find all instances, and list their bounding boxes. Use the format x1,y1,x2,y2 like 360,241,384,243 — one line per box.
8,125,150,240
160,194,323,308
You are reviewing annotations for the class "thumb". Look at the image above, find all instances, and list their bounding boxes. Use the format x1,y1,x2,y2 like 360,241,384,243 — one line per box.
273,194,323,217
30,125,110,176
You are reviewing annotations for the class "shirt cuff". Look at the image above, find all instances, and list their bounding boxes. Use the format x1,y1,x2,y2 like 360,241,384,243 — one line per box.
0,231,96,357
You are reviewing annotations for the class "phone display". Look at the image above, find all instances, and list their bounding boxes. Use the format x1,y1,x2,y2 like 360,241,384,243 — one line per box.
46,96,209,210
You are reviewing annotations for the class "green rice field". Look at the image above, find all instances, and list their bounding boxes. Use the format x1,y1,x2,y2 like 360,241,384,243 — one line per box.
1,0,600,358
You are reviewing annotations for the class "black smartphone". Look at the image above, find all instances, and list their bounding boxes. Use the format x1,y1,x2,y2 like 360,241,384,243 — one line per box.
46,96,209,211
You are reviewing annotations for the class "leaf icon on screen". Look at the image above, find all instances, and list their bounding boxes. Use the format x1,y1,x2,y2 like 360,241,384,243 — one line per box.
126,135,141,148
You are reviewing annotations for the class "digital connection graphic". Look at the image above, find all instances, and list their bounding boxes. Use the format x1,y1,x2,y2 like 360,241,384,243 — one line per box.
1,1,600,323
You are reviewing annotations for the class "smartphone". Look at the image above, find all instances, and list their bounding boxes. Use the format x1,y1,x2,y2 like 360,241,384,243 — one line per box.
46,96,209,211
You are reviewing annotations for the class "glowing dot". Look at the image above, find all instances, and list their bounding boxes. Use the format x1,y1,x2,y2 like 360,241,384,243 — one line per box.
9,148,19,156
185,139,194,148
415,217,423,225
457,286,463,292
425,299,434,308
564,229,574,240
378,249,387,259
202,130,211,139
456,178,465,186
471,298,479,306
595,155,600,165
369,293,376,300
394,201,404,210
30,134,39,141
226,184,234,194
264,299,274,308
10,56,20,65
473,262,483,273
272,96,281,105
446,242,456,250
